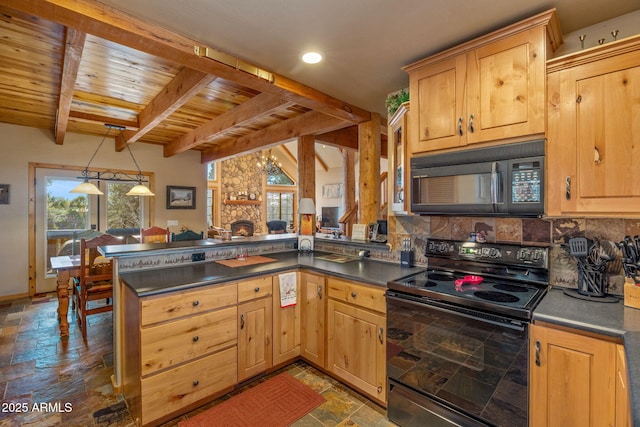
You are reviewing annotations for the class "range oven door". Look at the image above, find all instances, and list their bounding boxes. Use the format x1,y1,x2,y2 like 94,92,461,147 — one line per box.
386,292,529,427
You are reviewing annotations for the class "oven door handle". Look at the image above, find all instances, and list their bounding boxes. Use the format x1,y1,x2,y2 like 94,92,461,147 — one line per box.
386,293,526,332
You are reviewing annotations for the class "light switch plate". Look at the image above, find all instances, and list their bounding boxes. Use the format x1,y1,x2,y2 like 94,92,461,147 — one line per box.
167,220,179,226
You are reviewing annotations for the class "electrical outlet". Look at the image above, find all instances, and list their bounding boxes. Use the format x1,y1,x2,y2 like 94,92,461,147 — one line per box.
191,252,205,262
167,220,179,226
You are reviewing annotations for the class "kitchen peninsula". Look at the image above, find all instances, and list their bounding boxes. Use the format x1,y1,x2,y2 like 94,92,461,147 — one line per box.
102,233,422,426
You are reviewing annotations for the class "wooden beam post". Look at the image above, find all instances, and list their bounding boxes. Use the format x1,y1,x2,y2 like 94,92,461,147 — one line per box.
297,134,316,202
343,149,356,235
358,113,381,225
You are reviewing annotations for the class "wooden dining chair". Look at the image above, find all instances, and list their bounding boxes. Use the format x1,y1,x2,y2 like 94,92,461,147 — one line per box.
140,226,170,243
72,234,123,339
171,229,204,242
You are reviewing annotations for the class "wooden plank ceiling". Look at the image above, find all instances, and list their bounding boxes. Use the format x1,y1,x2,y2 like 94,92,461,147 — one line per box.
0,0,386,163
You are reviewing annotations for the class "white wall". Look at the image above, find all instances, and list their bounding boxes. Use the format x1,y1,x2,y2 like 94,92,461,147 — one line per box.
0,123,207,298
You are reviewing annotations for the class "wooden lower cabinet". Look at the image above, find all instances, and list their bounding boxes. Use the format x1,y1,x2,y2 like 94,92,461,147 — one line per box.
326,278,386,405
122,282,238,426
273,271,301,366
237,276,273,382
616,344,631,427
122,269,390,425
529,323,630,427
141,348,237,424
300,271,326,368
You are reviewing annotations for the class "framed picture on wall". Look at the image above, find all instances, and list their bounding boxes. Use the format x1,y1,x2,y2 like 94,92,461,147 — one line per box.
166,186,196,209
0,184,8,204
322,183,342,199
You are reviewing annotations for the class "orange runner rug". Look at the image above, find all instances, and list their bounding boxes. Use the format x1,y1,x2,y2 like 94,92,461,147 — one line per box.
215,255,276,268
178,372,325,427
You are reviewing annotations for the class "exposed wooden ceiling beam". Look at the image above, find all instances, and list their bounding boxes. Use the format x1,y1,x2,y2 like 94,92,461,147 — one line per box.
68,111,139,130
55,27,85,145
3,0,372,126
164,93,293,157
115,67,216,150
316,125,388,158
201,111,347,163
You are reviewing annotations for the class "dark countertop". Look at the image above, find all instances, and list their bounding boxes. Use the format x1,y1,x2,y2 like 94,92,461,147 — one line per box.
119,250,424,297
534,288,640,424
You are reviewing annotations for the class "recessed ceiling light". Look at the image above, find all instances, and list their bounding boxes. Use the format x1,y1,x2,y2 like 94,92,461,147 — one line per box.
301,51,323,64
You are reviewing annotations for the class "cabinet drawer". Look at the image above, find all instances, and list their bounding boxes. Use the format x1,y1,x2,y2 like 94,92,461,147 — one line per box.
238,275,272,303
327,277,386,313
141,282,237,326
141,306,237,376
141,347,237,425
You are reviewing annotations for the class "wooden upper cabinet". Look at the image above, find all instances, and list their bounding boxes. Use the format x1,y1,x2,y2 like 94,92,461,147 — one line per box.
405,9,560,155
547,35,640,216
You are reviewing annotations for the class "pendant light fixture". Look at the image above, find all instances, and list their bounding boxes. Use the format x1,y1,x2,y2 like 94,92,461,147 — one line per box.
70,124,154,196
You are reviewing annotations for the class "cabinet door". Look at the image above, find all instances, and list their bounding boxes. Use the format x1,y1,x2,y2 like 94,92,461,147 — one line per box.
272,272,300,366
300,271,325,367
547,41,640,215
327,299,386,404
466,26,546,145
529,324,616,427
389,102,410,214
408,54,466,154
616,344,631,427
238,297,272,382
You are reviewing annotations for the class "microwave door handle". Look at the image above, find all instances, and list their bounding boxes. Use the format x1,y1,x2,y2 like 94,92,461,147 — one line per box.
490,162,499,212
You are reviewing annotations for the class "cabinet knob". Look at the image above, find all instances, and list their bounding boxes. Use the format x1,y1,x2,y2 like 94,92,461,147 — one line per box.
192,300,199,307
350,292,357,298
193,380,199,386
192,336,199,342
377,386,383,394
254,287,260,293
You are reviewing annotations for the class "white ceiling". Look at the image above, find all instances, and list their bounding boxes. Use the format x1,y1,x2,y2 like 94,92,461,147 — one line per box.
97,0,639,118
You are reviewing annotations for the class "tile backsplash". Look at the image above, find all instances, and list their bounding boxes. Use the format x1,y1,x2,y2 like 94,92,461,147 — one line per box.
391,215,636,296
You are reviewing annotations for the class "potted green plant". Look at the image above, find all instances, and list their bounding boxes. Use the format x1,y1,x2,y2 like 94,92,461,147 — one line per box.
385,89,409,116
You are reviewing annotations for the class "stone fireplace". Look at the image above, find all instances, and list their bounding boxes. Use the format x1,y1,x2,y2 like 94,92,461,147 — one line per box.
221,152,264,234
231,220,254,236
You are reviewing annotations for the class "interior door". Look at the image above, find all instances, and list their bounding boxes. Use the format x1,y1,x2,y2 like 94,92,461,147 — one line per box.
35,168,98,293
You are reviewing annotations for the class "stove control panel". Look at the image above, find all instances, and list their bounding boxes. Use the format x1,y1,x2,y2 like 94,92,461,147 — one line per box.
426,239,548,268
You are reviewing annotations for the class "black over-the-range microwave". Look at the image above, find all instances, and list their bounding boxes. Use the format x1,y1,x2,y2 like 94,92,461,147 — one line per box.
410,140,545,217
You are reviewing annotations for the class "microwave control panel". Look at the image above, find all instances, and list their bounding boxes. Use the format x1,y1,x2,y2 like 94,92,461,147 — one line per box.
511,161,541,203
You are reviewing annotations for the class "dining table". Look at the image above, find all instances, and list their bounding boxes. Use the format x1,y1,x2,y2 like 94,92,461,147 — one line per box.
50,254,81,336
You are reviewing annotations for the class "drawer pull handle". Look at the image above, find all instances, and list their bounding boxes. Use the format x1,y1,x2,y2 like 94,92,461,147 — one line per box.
378,327,384,344
193,380,199,386
318,285,322,300
192,300,199,307
535,341,541,367
377,386,383,394
351,292,357,298
468,113,475,133
240,314,245,330
457,117,463,136
192,336,199,342
254,287,260,293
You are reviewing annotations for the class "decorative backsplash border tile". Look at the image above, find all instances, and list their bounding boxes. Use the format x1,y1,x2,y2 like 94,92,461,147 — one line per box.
117,241,294,272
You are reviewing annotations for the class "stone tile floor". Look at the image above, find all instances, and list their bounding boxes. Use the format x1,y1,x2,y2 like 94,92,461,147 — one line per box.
0,293,395,426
